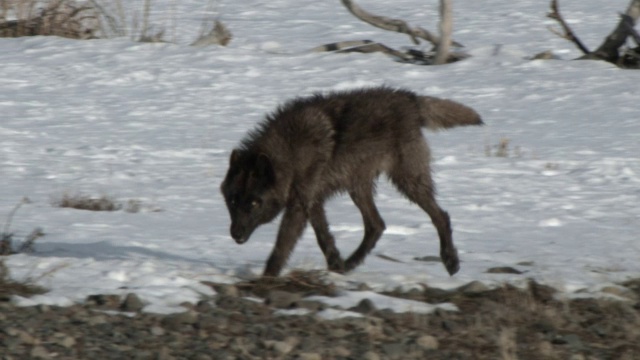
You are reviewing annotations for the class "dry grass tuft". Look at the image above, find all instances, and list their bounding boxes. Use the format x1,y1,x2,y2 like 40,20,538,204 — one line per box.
1,198,43,255
237,269,338,298
53,193,122,211
0,0,100,39
0,260,47,301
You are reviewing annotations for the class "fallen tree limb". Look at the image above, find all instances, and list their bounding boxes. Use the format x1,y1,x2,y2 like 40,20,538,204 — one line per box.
546,0,640,68
312,39,469,65
340,0,462,48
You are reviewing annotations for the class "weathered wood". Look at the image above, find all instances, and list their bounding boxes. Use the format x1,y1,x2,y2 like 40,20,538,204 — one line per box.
547,0,590,54
340,0,462,47
590,0,640,62
434,0,453,65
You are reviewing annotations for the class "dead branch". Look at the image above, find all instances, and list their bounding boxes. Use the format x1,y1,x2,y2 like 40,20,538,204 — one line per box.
191,20,232,47
340,0,462,47
313,39,414,61
623,14,640,45
591,1,640,62
547,0,589,54
434,0,453,65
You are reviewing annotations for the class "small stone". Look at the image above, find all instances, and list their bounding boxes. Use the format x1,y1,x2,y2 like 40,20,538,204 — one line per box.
86,294,121,308
457,281,489,294
381,343,407,359
37,304,50,313
414,256,441,262
17,330,38,345
57,336,76,348
30,346,50,359
161,311,199,330
296,300,325,312
263,338,297,355
150,326,165,336
157,346,175,360
195,300,214,313
563,334,584,351
601,286,637,300
349,298,377,314
4,327,19,336
486,266,523,274
87,315,108,326
416,335,439,350
265,290,302,309
216,284,239,297
121,293,145,312
362,351,381,360
333,346,351,357
298,353,322,360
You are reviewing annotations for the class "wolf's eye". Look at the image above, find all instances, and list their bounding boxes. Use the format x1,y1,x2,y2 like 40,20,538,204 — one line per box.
251,199,261,208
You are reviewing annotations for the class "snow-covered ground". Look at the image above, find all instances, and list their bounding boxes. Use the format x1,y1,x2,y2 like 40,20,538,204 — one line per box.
1,0,639,313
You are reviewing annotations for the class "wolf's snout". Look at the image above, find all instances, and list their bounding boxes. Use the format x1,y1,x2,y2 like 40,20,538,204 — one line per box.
230,224,247,244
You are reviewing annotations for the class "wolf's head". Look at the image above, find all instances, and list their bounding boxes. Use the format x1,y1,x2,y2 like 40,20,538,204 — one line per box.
220,150,285,244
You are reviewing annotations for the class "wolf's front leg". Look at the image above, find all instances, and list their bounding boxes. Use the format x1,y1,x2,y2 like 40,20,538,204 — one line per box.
263,204,308,277
309,203,345,273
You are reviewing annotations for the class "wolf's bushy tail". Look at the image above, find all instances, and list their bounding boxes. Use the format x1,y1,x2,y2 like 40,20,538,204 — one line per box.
418,96,484,131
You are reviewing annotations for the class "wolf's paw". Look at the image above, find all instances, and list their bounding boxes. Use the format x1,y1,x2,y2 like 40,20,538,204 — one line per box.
441,247,460,276
328,257,346,274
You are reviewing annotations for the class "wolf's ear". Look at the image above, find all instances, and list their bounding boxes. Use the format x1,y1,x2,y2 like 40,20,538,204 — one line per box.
255,153,275,185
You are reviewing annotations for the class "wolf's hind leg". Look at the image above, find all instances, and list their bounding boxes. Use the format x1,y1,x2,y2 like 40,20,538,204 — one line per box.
309,203,345,273
390,164,460,276
344,187,386,272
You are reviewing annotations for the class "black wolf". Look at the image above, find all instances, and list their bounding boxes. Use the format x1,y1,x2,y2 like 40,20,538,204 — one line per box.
221,86,483,277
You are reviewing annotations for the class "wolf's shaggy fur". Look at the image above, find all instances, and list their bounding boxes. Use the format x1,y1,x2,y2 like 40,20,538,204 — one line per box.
221,86,483,277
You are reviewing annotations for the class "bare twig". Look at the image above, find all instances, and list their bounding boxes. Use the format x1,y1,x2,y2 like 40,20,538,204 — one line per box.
340,0,462,47
191,19,232,47
547,0,590,54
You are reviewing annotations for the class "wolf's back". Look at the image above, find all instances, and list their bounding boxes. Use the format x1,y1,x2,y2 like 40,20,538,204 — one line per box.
418,96,483,131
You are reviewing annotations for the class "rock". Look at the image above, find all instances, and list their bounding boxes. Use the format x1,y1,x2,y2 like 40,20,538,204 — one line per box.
601,286,637,300
265,290,302,309
264,340,295,355
17,329,38,345
30,346,50,359
157,346,174,360
486,266,523,274
333,345,351,357
349,298,377,314
86,294,121,309
416,335,439,350
87,315,108,326
161,311,199,330
296,300,325,312
150,326,165,336
362,351,381,360
216,284,240,297
297,353,322,360
413,256,441,262
381,343,407,359
121,293,145,312
263,336,299,355
195,300,214,313
457,281,489,294
56,335,76,348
